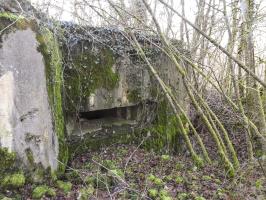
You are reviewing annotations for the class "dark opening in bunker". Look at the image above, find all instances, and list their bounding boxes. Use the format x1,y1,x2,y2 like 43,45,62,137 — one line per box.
70,102,156,141
79,105,140,121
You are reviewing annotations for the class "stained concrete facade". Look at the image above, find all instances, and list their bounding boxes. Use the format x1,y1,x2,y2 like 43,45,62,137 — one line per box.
0,28,59,170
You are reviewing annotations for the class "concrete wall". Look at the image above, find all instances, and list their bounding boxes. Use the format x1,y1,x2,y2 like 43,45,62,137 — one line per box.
0,27,59,170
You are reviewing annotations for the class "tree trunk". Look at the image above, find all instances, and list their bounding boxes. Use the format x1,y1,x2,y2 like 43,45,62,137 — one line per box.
240,0,266,158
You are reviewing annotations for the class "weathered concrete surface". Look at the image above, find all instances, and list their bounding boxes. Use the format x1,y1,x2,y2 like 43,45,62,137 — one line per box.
0,28,58,170
0,71,15,151
62,26,188,148
86,58,151,111
63,26,187,114
63,35,152,113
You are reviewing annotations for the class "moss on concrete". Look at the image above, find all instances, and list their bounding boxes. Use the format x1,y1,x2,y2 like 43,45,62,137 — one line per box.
143,99,186,153
36,27,68,175
69,130,136,157
30,166,46,184
0,147,16,176
0,11,120,177
0,12,23,35
0,12,23,21
64,48,119,112
127,89,141,103
0,12,38,44
68,97,188,156
25,148,34,166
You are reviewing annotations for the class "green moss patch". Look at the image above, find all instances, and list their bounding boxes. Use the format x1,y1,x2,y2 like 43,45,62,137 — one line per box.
0,12,23,21
78,185,95,200
148,188,158,198
0,148,16,176
56,180,72,193
0,148,25,191
1,173,25,189
0,12,23,34
32,185,56,199
25,148,34,166
0,12,38,45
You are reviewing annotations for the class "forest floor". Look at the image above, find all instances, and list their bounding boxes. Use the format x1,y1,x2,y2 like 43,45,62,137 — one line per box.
3,144,265,200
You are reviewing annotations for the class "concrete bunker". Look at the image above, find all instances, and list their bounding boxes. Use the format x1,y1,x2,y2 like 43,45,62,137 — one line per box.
0,2,189,174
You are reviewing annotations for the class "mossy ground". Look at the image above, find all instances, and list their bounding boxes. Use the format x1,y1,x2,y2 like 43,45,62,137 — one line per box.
62,145,266,200
1,173,26,189
1,144,264,199
0,148,26,191
56,180,72,194
32,185,56,199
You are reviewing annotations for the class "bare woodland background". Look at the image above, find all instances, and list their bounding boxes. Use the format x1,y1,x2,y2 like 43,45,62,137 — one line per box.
1,0,266,199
